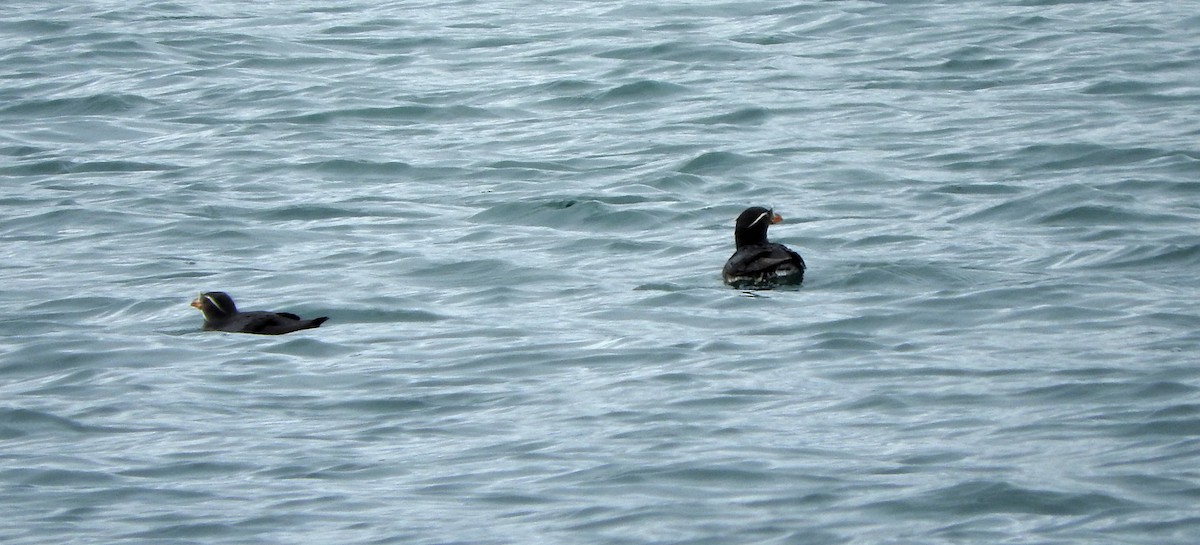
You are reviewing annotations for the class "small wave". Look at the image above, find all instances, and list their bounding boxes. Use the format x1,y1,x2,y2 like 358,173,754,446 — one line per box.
315,397,432,415
261,204,369,221
595,41,754,63
932,56,1018,73
1082,79,1160,95
118,461,255,479
0,93,155,117
676,151,756,175
868,480,1132,517
0,159,178,176
730,32,804,46
9,467,120,487
930,182,1022,196
0,408,98,439
484,160,581,172
1038,204,1187,226
1045,242,1200,271
275,104,500,124
123,522,239,540
0,19,71,34
1115,416,1200,438
467,36,531,49
469,197,661,231
948,183,1148,226
1103,243,1200,270
1013,143,1169,172
536,78,602,95
0,145,45,157
593,80,690,105
330,308,447,324
405,258,567,287
1013,381,1196,404
685,107,771,126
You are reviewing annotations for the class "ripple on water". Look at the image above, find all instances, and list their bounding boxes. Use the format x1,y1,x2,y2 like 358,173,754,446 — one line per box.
866,480,1134,517
2,1,1199,544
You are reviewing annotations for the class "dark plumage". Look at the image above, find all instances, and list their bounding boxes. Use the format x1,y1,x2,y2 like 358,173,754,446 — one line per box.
722,206,806,288
191,291,328,335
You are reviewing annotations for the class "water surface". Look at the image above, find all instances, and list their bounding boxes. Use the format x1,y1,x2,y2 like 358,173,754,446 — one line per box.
2,1,1199,543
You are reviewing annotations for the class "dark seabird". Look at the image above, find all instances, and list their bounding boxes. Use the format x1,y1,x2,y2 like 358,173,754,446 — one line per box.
191,291,328,335
722,206,806,288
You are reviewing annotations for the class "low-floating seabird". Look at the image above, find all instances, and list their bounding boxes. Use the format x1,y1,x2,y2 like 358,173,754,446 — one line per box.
722,206,806,288
191,291,328,335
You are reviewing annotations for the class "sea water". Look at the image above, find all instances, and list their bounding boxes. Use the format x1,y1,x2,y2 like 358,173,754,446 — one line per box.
2,1,1199,543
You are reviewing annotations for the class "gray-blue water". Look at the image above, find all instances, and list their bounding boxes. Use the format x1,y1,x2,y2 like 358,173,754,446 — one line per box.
2,1,1199,543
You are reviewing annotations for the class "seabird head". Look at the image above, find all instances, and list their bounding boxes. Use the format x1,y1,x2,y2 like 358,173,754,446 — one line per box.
733,206,782,248
191,291,238,321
